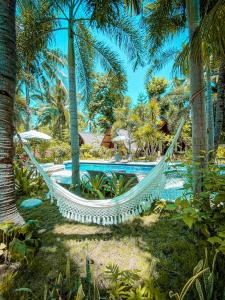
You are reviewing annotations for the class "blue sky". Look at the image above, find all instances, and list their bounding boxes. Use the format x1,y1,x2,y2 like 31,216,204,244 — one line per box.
53,22,187,106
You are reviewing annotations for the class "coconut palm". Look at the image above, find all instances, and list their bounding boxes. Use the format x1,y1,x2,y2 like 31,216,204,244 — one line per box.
0,0,23,224
184,1,208,194
42,0,144,192
144,0,209,193
17,0,65,131
36,80,70,140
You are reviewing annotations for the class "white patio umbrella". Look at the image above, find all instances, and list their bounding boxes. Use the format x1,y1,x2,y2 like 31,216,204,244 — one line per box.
112,135,129,143
19,130,52,141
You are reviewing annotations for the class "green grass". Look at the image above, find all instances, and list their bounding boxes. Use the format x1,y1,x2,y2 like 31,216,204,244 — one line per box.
4,197,205,299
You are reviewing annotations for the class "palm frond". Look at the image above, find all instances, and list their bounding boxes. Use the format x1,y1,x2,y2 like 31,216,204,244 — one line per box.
99,16,145,70
75,22,94,105
143,0,186,59
145,48,178,82
172,42,190,77
191,0,225,62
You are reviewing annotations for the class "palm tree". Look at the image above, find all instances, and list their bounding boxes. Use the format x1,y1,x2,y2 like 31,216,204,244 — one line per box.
144,0,209,193
44,0,144,192
17,0,65,131
206,66,215,160
37,80,70,140
214,61,225,150
0,0,23,224
186,0,208,194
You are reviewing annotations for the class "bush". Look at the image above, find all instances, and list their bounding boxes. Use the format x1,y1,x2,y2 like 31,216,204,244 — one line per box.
216,145,225,162
80,144,114,160
14,163,47,198
80,144,95,159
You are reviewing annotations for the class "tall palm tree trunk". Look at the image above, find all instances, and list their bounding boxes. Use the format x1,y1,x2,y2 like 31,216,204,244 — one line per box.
206,67,214,161
214,60,225,151
25,75,31,131
0,0,24,224
186,0,208,194
68,11,80,192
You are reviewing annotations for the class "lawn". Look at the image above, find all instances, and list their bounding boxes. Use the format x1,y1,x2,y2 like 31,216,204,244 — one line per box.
5,197,205,299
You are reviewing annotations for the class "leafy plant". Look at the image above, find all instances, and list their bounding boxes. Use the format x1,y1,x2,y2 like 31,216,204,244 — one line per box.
0,220,41,265
14,257,98,300
80,174,109,199
14,163,47,197
108,173,137,197
169,260,209,300
172,163,225,255
105,261,165,300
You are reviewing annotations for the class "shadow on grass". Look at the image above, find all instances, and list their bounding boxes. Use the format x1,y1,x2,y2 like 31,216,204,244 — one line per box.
5,198,205,299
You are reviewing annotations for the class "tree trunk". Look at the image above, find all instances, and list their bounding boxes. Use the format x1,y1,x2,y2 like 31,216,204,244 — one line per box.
25,77,31,131
0,0,24,224
186,0,208,194
68,13,80,192
214,61,225,151
206,67,214,161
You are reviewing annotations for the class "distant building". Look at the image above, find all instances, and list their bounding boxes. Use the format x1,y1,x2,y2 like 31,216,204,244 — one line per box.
79,131,114,149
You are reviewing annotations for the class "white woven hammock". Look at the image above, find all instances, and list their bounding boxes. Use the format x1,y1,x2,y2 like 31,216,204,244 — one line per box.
21,117,185,225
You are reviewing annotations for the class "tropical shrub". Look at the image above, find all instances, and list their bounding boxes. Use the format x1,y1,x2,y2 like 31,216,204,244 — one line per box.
171,164,225,255
80,174,109,199
45,140,71,163
216,145,225,163
80,144,114,160
79,173,137,199
13,257,97,300
14,163,47,198
80,144,95,159
95,146,114,160
108,173,137,197
0,220,41,265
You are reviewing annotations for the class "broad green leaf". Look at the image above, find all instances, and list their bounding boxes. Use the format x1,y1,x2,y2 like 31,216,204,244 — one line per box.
183,215,195,228
207,236,222,244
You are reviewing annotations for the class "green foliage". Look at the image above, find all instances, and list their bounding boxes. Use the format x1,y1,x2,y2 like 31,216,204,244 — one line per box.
13,257,97,300
216,145,225,163
14,163,47,198
43,140,71,163
0,220,40,265
146,77,168,99
88,72,127,132
80,144,95,160
169,264,208,300
80,174,108,199
172,163,225,256
79,173,137,199
105,262,165,299
194,248,217,300
36,80,69,140
169,248,218,300
109,174,137,197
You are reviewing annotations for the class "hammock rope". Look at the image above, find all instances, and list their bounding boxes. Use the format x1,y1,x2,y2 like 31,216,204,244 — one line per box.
17,115,186,226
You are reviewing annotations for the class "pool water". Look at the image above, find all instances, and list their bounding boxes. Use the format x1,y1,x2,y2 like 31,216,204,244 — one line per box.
61,162,186,201
64,162,155,174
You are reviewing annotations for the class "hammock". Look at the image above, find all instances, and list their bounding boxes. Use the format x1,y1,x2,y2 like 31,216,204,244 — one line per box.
21,117,186,225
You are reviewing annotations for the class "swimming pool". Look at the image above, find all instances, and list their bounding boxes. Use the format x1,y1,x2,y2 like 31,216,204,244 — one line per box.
64,162,156,174
51,161,186,201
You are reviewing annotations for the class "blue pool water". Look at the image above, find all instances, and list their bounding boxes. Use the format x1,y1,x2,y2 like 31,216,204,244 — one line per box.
64,162,155,174
50,162,188,201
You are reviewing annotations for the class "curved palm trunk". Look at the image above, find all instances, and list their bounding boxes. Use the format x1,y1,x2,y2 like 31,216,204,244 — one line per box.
186,0,208,194
214,61,225,151
206,67,214,161
68,14,80,192
0,0,24,224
